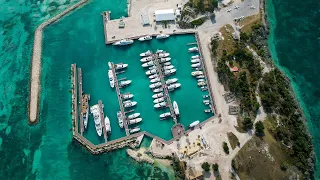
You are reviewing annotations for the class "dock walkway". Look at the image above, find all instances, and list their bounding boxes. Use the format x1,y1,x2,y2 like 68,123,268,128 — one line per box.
78,68,84,135
71,64,78,134
102,11,110,44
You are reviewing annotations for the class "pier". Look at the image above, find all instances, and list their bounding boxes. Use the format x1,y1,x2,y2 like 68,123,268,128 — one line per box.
71,64,78,134
78,68,84,135
29,0,89,124
153,54,177,124
102,11,110,44
98,100,108,142
110,62,130,136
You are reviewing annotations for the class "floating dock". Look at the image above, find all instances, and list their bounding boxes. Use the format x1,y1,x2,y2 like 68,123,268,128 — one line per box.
71,64,78,134
78,68,84,135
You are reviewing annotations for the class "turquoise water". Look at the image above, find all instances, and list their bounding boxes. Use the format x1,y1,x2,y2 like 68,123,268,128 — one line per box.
266,0,320,178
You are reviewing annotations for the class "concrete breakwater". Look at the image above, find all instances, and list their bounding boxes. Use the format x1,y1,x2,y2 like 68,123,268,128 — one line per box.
28,0,89,124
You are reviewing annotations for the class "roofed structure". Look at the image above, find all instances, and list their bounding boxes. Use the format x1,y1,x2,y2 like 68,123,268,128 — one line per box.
155,9,175,21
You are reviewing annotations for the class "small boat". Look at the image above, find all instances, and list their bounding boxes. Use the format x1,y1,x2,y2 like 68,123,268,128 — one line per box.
156,49,164,53
119,80,132,87
138,35,152,41
204,102,210,105
201,86,208,91
140,56,153,62
150,77,161,83
202,95,209,98
190,58,201,63
189,120,200,128
146,69,157,75
129,118,142,125
203,100,210,104
198,79,205,82
154,102,167,108
204,109,211,113
90,105,103,136
113,39,134,46
142,61,154,67
198,81,207,86
140,50,152,57
152,92,164,98
123,101,137,108
122,93,134,100
173,101,180,116
158,53,170,58
164,69,176,75
108,62,113,69
191,71,203,76
163,62,171,66
163,65,174,70
191,55,200,59
160,112,171,119
82,94,90,129
156,34,170,39
153,88,163,93
115,63,128,70
149,66,156,70
108,70,115,88
149,74,158,79
128,113,140,119
104,115,111,133
160,57,171,63
196,75,205,79
149,82,162,89
165,78,178,85
188,47,199,52
130,126,140,133
167,83,181,91
117,111,124,128
192,63,201,68
153,97,165,103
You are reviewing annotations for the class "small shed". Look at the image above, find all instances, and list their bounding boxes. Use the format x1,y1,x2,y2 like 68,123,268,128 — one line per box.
155,9,175,21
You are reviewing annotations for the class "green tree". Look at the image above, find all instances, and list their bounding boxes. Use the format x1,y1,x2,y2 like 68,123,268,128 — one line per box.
240,32,250,42
223,142,229,154
243,117,253,131
212,163,219,172
255,121,265,137
201,162,210,171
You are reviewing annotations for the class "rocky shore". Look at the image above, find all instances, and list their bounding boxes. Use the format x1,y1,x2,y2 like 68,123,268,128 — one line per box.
126,148,154,164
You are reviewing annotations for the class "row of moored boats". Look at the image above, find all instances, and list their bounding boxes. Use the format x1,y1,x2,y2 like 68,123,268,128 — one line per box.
112,34,170,46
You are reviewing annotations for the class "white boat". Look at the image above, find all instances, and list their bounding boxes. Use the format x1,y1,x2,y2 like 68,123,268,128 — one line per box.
203,100,210,104
191,55,200,59
140,50,152,57
115,63,128,70
149,66,156,70
124,101,137,108
113,39,134,46
150,77,161,83
198,79,205,82
156,49,164,53
167,83,181,91
165,78,178,85
154,102,167,108
142,61,154,67
160,57,171,63
153,97,165,103
140,56,153,62
156,34,170,39
130,126,140,133
191,71,203,76
90,105,103,136
104,116,111,133
190,58,201,63
164,69,176,75
173,101,180,116
188,47,199,52
122,93,134,100
160,112,171,119
149,74,158,79
128,113,140,119
204,109,211,113
129,118,142,125
138,35,152,41
196,75,205,79
152,92,164,98
198,81,207,86
189,120,200,128
149,82,162,89
163,62,171,66
146,69,157,75
117,111,124,128
108,70,115,88
82,94,90,129
163,65,174,70
108,62,113,69
119,80,132,87
192,63,201,68
153,88,163,93
158,53,170,58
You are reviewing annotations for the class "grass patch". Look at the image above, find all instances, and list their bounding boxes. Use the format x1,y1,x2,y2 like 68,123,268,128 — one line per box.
191,17,206,26
227,132,239,149
239,13,262,33
234,117,246,133
216,24,236,57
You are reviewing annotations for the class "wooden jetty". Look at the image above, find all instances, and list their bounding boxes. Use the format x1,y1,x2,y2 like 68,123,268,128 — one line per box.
152,54,177,124
78,68,84,135
102,11,110,44
110,62,130,136
71,64,79,134
98,100,108,142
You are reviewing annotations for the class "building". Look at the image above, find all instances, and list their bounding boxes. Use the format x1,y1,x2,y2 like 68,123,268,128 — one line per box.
155,9,175,21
